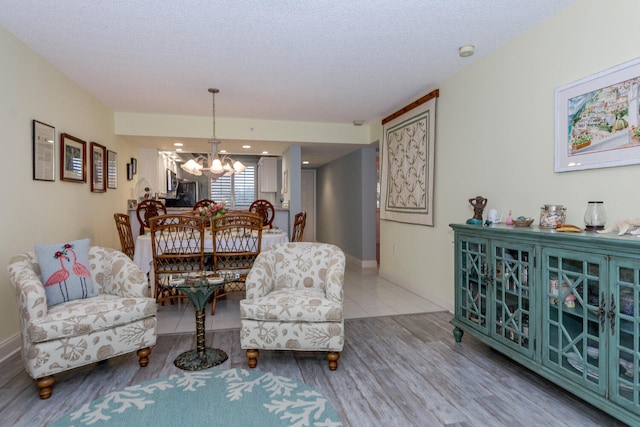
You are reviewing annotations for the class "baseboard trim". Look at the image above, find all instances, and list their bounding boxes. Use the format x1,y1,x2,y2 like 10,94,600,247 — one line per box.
0,333,20,365
378,269,454,313
345,253,378,269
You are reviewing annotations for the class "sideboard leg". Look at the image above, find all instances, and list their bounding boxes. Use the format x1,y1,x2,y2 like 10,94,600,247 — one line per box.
453,327,464,343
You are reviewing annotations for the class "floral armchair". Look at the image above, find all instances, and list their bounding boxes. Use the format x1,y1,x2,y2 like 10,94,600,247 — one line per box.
7,246,157,399
240,242,345,370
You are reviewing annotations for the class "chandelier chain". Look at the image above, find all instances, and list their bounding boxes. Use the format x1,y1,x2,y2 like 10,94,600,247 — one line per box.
211,90,216,139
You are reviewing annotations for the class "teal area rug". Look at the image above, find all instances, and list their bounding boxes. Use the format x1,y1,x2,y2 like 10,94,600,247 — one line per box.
49,368,343,427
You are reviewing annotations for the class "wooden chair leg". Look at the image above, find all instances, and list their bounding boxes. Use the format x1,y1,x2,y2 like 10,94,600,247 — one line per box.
36,375,55,399
137,347,152,367
246,349,259,368
327,351,340,371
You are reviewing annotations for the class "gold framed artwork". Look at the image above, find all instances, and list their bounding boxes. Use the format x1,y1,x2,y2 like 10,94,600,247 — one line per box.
33,120,55,181
60,133,86,183
107,150,118,189
90,142,106,193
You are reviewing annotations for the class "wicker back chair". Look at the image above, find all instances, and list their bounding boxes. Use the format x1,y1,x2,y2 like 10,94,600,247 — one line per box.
114,213,136,259
210,212,263,314
136,200,167,235
149,214,205,304
193,198,216,210
291,211,307,242
249,199,275,228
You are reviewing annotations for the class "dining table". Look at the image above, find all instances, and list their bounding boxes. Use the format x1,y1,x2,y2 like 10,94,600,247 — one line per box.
133,228,289,278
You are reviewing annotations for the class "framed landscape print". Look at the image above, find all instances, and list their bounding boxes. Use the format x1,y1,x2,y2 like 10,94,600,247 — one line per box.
107,150,117,189
555,57,640,172
33,120,55,181
90,142,106,192
60,133,86,183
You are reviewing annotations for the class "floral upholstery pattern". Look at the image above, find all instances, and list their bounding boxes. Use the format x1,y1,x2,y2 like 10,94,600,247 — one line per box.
240,242,345,355
7,246,157,383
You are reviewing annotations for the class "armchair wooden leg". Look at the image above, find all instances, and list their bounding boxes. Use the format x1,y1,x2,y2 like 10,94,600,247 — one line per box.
246,349,259,368
36,375,55,399
137,347,152,367
327,351,340,371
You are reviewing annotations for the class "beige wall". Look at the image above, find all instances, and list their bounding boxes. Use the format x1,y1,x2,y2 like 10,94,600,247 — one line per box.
379,0,640,311
0,27,138,345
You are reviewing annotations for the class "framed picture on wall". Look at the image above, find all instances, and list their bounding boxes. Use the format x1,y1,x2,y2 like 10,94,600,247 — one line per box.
127,163,133,180
107,150,117,189
60,133,86,183
131,157,137,174
33,120,55,181
555,57,640,172
90,142,106,193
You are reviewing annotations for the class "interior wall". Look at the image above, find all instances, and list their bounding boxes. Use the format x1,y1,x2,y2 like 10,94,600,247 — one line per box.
316,147,377,264
283,146,301,232
0,26,137,344
379,0,640,311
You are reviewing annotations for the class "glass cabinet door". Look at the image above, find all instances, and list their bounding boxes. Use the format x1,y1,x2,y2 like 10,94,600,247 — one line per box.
456,236,489,335
492,241,534,357
609,257,640,412
541,248,607,395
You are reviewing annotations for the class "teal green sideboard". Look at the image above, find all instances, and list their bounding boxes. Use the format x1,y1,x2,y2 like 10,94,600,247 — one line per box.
451,223,640,426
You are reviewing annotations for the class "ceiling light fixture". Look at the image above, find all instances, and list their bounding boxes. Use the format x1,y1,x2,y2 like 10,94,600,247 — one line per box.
180,88,246,179
458,44,475,58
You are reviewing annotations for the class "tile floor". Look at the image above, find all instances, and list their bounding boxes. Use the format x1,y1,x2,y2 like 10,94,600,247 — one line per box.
156,264,447,334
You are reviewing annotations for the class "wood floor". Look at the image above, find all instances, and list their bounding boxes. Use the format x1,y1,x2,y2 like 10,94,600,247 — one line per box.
0,312,626,426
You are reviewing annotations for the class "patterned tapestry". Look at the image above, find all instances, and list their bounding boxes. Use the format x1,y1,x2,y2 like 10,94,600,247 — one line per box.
380,95,436,226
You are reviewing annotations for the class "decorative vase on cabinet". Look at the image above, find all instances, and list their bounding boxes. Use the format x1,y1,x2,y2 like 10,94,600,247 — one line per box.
450,223,640,426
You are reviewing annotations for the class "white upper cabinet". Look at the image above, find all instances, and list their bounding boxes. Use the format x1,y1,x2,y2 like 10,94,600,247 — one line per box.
258,157,278,193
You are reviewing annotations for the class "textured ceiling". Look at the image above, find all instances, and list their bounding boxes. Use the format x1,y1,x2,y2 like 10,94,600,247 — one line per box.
0,1,576,163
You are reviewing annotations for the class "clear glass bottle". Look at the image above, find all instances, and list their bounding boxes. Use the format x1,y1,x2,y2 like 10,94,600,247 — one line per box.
584,201,606,231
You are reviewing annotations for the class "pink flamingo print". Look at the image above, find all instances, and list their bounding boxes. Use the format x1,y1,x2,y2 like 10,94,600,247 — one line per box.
64,244,91,298
44,251,70,301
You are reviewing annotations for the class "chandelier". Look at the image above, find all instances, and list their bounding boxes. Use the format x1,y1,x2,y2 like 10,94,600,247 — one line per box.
180,88,246,179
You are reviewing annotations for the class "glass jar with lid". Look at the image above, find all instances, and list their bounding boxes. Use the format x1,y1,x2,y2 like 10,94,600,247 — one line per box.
539,204,566,228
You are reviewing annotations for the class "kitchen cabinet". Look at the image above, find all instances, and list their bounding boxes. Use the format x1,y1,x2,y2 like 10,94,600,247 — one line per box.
451,223,640,426
258,157,277,193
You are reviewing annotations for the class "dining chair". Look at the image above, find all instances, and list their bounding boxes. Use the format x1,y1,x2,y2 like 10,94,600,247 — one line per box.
114,213,136,259
193,198,216,210
249,199,275,228
210,212,263,314
149,214,206,305
136,199,167,235
291,211,307,242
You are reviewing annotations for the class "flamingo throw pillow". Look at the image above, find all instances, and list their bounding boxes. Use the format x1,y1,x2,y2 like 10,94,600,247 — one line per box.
35,238,97,307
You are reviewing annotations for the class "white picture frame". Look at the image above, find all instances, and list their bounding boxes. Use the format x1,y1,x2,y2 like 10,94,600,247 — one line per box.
555,57,640,172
